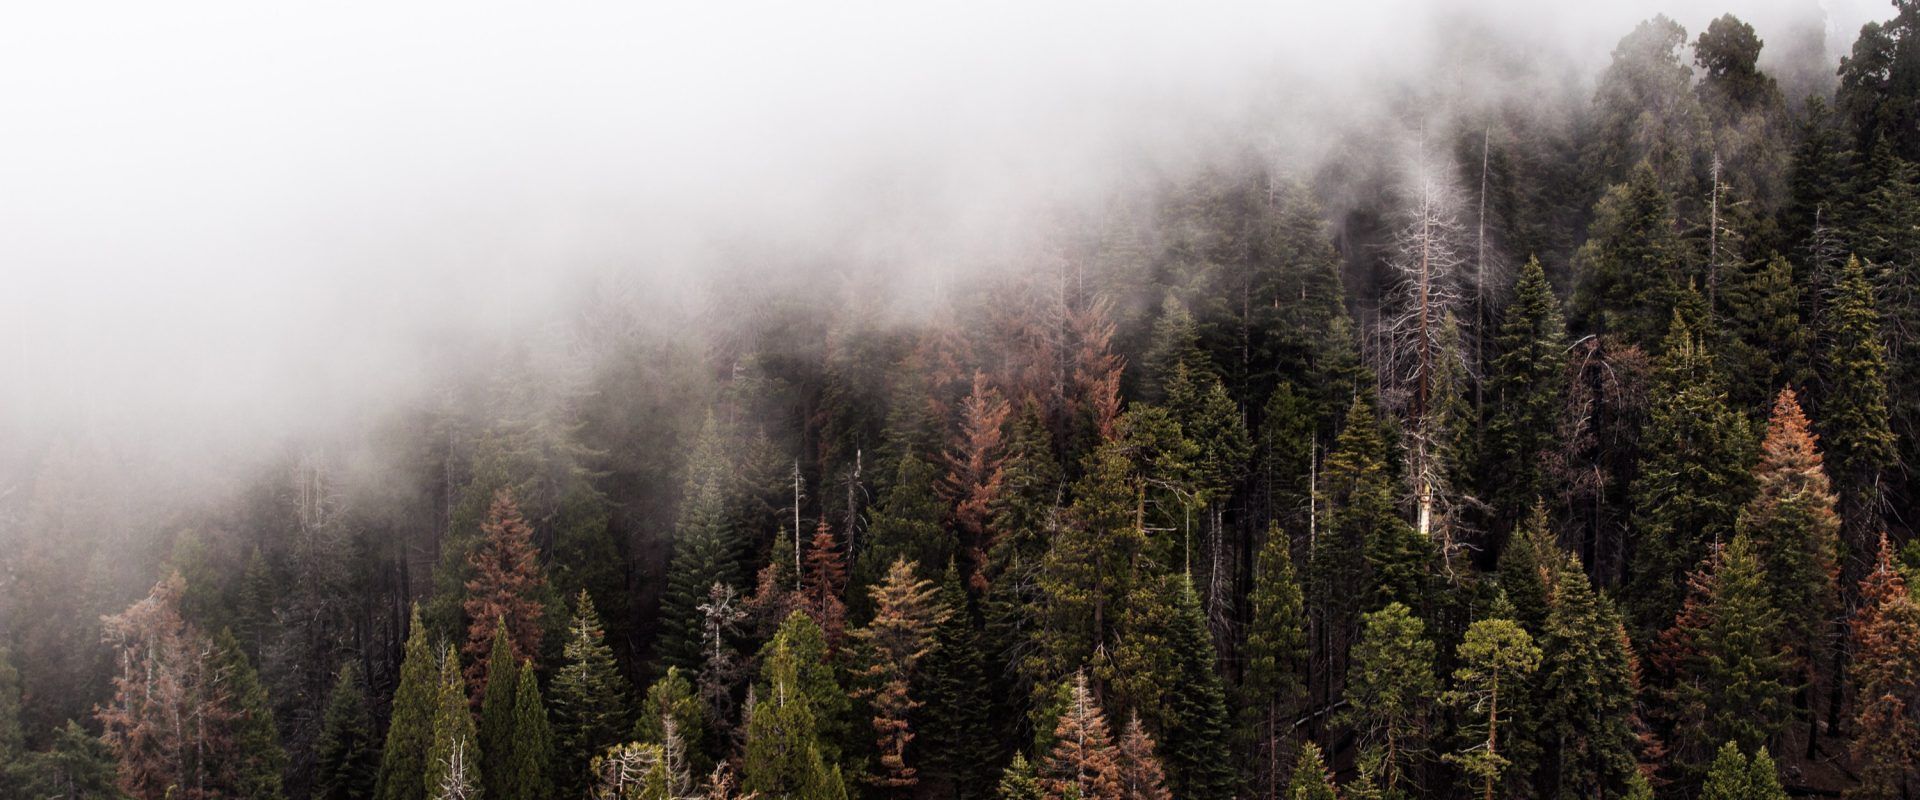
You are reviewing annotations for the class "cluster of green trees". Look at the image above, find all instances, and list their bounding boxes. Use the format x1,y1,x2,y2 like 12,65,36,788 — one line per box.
11,3,1920,800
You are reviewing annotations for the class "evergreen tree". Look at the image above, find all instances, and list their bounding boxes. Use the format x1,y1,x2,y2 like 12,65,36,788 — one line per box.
996,754,1043,800
1849,535,1920,800
1038,672,1123,800
316,663,381,800
1142,295,1209,403
1536,548,1640,800
1723,255,1812,409
1339,602,1436,794
1627,312,1755,632
1114,713,1171,800
1283,742,1336,800
210,628,288,800
1572,164,1688,348
852,453,950,622
660,412,742,672
944,372,1011,592
1484,257,1568,531
462,489,547,701
918,561,1000,799
741,628,848,800
1312,395,1418,673
553,592,634,800
1241,523,1308,798
1444,616,1542,800
799,521,850,650
377,607,439,800
423,645,479,800
499,665,552,800
1820,255,1897,560
635,667,708,776
476,628,519,800
8,720,126,800
1699,742,1786,800
850,558,950,791
1652,534,1792,768
1157,580,1235,800
1737,387,1841,736
1028,441,1141,722
758,610,853,766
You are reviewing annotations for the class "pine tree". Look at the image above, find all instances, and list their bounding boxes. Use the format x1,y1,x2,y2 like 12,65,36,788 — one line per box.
1312,395,1419,676
1158,580,1235,800
477,628,520,800
1536,548,1640,800
851,558,950,791
945,372,1011,592
1444,617,1542,800
553,591,634,800
635,667,708,776
316,663,380,800
1627,311,1755,632
1142,295,1209,403
210,628,288,800
1849,535,1920,800
1028,441,1140,722
1699,742,1786,800
661,412,742,672
1484,256,1568,529
1737,387,1841,734
996,754,1043,800
1241,523,1308,798
1820,255,1897,561
6,719,123,799
741,627,848,800
1283,741,1336,800
1339,602,1436,793
918,561,999,799
462,489,547,701
1114,713,1172,800
377,607,440,800
756,611,853,766
423,645,479,800
1039,673,1123,800
852,453,950,622
799,521,850,649
1572,164,1688,348
1652,534,1792,770
500,664,553,800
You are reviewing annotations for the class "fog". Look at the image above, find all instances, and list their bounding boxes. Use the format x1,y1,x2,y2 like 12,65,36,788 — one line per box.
0,0,1881,477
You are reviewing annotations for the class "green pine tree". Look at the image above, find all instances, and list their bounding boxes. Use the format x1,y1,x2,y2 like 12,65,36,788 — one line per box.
1284,741,1337,800
1241,523,1308,796
1339,602,1437,794
552,591,633,800
919,562,1000,799
1820,255,1897,554
1653,534,1792,773
1484,257,1568,529
1572,164,1689,348
423,644,479,800
660,412,743,672
755,611,852,766
6,720,125,800
1700,742,1786,800
477,627,519,800
1160,580,1236,800
499,664,553,800
316,663,380,800
376,607,439,800
742,627,849,800
851,452,950,623
635,667,708,776
211,628,288,800
994,753,1042,800
1537,548,1640,800
1444,616,1543,800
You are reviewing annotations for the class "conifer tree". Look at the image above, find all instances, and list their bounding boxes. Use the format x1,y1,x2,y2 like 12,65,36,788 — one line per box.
553,591,634,800
996,754,1043,800
1312,395,1418,678
7,719,125,800
1737,387,1841,732
635,667,708,776
0,647,18,771
741,629,848,800
316,663,380,800
1339,602,1436,794
1849,535,1920,800
1444,617,1542,800
210,627,288,800
852,453,950,622
462,489,547,701
799,521,850,649
1484,256,1567,529
1114,713,1172,800
1652,534,1792,769
1820,255,1897,560
477,627,519,800
1699,742,1786,800
1572,164,1688,348
660,412,742,672
1142,295,1209,403
1242,523,1308,797
1038,672,1123,800
1536,548,1640,800
945,372,1011,592
377,607,439,800
1283,742,1337,800
500,664,552,800
918,561,999,799
1158,580,1235,800
851,558,950,791
1028,441,1140,719
757,611,853,765
1627,311,1755,631
424,645,479,800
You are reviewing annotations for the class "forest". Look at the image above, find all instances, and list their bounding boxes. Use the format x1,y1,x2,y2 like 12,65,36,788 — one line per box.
6,2,1920,800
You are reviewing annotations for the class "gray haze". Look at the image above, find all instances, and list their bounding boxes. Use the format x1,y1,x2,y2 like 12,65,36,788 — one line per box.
0,0,1881,476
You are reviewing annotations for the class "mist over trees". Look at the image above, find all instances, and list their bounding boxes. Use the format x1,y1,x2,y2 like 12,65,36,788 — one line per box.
8,1,1920,799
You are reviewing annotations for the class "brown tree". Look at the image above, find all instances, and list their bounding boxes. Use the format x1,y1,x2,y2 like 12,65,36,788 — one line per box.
462,488,548,701
1114,712,1172,800
1040,672,1124,800
799,520,849,649
944,371,1011,592
851,558,951,792
1850,535,1920,800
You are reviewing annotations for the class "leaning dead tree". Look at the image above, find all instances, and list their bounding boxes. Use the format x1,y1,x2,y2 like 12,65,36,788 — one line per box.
1381,145,1474,555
